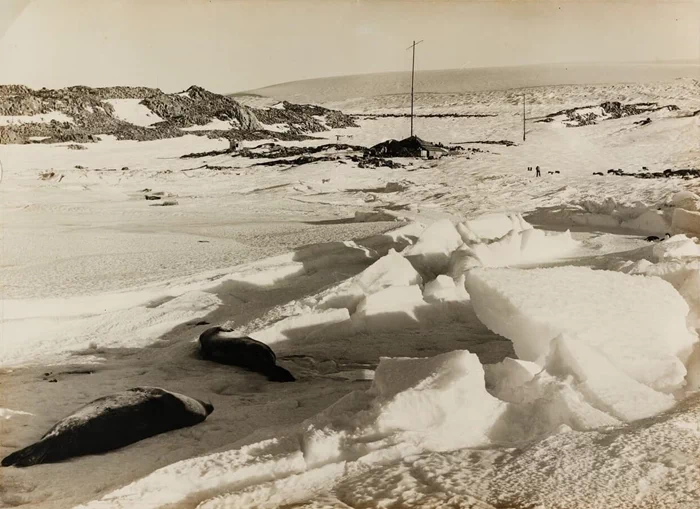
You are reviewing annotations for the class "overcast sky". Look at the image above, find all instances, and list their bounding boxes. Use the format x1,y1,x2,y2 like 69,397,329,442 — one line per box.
1,0,698,93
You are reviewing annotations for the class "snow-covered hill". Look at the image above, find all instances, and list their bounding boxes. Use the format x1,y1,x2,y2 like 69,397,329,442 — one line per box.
243,63,700,105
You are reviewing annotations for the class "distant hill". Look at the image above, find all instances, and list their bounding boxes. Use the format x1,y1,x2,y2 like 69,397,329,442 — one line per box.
242,63,700,105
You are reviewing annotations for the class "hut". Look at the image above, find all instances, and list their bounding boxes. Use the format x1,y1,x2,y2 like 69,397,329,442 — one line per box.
367,136,449,159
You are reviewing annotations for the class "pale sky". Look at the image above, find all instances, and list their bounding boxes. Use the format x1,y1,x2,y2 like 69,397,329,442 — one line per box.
1,0,699,93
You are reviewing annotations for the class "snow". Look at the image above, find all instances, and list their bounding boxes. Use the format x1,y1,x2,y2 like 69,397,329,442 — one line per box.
181,118,235,131
0,408,33,419
78,351,507,509
260,122,289,133
0,111,73,125
3,71,700,509
104,99,163,127
1,290,221,367
465,267,697,391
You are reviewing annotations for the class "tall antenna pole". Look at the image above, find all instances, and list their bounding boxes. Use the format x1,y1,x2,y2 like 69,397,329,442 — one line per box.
522,93,526,142
406,40,423,138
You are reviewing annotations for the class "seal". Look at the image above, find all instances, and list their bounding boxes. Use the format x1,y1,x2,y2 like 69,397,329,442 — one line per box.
199,326,295,382
1,387,213,468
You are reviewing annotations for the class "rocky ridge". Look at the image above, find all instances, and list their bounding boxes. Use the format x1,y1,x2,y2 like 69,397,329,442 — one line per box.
0,85,357,145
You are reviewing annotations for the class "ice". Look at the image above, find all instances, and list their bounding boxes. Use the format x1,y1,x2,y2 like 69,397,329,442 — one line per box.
456,221,481,244
652,234,700,259
445,244,482,279
484,356,623,437
621,209,671,235
356,250,422,291
466,267,696,392
572,212,623,230
352,285,426,332
484,357,541,401
355,222,426,257
545,335,676,421
422,275,469,303
470,228,578,267
672,208,700,237
252,308,352,344
621,258,700,329
489,370,620,443
370,351,506,449
293,241,376,271
306,250,422,313
670,190,700,210
461,213,532,241
403,219,463,276
446,226,578,276
570,198,675,235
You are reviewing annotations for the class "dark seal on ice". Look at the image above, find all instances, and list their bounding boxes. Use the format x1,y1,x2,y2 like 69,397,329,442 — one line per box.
198,326,295,382
1,387,213,468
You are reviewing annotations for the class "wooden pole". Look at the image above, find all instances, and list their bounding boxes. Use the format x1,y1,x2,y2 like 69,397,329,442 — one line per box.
522,93,526,142
411,41,415,137
406,40,423,138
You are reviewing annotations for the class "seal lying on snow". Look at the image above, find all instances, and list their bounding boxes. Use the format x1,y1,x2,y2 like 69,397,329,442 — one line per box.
1,387,213,468
199,326,295,382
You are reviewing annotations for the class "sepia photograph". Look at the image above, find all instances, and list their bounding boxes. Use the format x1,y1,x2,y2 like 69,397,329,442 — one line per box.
1,0,699,507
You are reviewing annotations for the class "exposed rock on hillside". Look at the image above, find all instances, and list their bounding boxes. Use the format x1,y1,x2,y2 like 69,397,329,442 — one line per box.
142,86,261,130
538,101,680,127
0,86,358,145
252,101,358,133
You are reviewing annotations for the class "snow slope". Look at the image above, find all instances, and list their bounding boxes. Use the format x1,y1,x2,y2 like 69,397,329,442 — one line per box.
247,63,700,105
104,99,163,127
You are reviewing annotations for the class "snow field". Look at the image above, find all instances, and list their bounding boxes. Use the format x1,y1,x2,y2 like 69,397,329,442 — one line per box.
1,290,221,367
181,119,236,131
104,99,163,127
0,111,74,125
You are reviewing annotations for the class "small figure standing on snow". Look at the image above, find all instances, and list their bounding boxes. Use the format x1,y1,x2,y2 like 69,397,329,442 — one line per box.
535,166,541,177
527,166,532,172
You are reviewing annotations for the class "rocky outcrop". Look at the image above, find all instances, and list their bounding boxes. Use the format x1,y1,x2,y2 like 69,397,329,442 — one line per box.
0,85,357,145
252,101,357,132
540,101,680,127
142,86,261,130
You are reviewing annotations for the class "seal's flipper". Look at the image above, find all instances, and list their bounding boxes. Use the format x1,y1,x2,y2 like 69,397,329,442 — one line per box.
266,365,295,383
2,440,52,467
